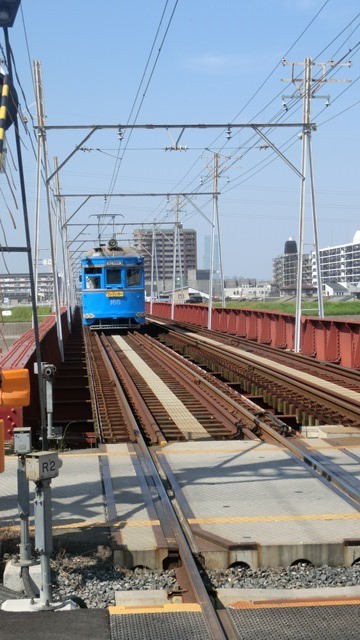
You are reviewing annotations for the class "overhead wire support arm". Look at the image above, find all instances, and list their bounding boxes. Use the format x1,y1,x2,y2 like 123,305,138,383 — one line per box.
252,127,305,180
38,122,308,130
61,196,91,228
0,246,30,252
60,192,218,198
39,122,310,184
46,126,99,183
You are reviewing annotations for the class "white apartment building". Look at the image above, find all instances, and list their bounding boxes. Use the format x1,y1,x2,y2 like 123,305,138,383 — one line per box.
312,231,360,288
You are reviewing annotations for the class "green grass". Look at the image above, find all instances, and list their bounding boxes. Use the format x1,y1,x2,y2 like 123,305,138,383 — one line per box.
0,305,52,322
225,299,360,316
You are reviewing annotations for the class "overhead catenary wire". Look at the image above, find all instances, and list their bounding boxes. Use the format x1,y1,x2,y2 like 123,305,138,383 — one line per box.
156,11,360,216
161,1,338,198
103,0,179,216
184,36,360,206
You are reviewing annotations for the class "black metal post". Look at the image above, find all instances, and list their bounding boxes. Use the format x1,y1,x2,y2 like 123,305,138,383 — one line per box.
3,28,47,448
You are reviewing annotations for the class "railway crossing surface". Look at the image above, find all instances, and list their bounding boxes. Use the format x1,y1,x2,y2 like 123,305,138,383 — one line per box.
1,436,360,638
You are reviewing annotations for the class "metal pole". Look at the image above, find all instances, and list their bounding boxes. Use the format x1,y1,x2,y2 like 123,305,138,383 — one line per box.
17,456,32,563
33,126,42,307
154,232,159,301
34,61,64,361
34,479,53,607
208,154,218,330
214,180,225,308
45,377,54,440
308,136,324,318
150,225,155,315
54,157,72,329
4,32,47,446
294,59,310,353
170,196,179,320
178,223,184,303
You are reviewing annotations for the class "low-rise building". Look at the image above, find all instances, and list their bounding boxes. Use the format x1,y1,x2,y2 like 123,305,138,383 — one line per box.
0,272,54,304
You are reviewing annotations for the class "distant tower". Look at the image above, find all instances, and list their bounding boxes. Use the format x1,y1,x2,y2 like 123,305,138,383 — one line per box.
284,237,297,255
203,234,219,270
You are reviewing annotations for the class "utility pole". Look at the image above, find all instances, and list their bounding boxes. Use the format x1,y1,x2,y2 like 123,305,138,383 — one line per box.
282,57,351,353
34,60,64,361
54,157,72,329
171,195,180,320
150,225,155,315
208,153,218,330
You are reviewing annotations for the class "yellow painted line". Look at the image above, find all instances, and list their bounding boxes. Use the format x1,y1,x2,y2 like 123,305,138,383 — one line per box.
232,598,360,610
109,603,201,615
5,451,136,461
188,512,360,525
307,444,360,451
52,519,161,530
157,445,280,455
1,518,161,533
3,511,358,534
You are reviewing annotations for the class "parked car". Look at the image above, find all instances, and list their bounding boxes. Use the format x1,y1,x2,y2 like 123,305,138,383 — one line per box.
185,296,203,303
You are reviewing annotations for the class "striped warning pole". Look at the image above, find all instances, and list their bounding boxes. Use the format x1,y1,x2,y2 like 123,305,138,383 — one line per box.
0,75,9,170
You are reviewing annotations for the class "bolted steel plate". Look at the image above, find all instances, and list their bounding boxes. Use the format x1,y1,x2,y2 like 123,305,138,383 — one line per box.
110,612,212,640
228,604,360,639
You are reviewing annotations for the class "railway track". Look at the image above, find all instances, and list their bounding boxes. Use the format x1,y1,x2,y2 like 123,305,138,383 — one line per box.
80,325,360,637
149,320,360,429
150,317,360,390
85,328,238,638
85,328,292,445
84,326,360,504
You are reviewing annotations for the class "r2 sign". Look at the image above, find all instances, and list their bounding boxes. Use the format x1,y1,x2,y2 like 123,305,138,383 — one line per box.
25,452,63,481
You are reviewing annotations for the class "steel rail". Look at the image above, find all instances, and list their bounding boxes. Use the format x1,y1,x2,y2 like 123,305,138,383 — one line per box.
100,333,167,445
93,332,229,639
209,341,360,423
107,334,234,440
129,331,296,435
127,332,240,437
150,317,360,389
160,326,360,426
201,327,360,388
143,327,296,434
148,324,360,502
252,417,360,505
83,327,102,442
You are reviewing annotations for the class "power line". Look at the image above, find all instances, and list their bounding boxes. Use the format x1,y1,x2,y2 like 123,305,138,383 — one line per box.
164,11,360,208
168,0,336,200
104,0,179,214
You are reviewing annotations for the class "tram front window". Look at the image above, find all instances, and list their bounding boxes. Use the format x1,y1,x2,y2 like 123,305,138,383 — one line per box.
106,268,122,285
126,268,141,286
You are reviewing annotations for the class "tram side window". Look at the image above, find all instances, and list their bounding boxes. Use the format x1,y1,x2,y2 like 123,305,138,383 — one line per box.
106,268,122,285
86,276,101,289
126,267,141,286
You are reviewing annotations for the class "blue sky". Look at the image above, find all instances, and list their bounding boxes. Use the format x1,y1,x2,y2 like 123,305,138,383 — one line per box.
2,0,360,279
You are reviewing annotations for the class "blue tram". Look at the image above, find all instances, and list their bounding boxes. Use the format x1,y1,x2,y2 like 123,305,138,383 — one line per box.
81,239,146,329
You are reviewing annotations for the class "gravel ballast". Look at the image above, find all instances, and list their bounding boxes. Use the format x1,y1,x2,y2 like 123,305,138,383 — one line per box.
49,554,360,609
51,554,178,609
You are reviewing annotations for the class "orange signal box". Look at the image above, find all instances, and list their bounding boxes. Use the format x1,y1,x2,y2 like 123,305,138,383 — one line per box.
0,368,30,407
0,368,30,473
0,419,4,473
